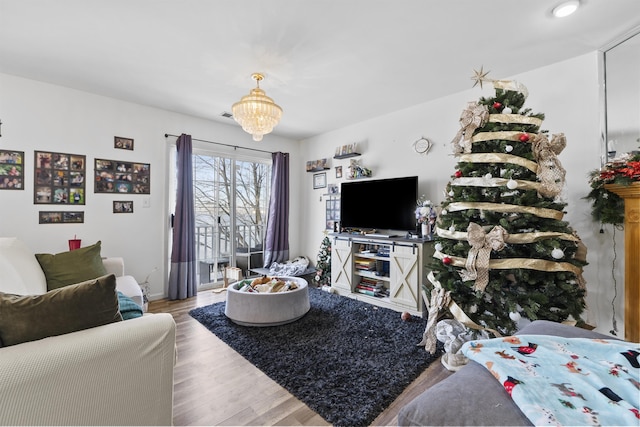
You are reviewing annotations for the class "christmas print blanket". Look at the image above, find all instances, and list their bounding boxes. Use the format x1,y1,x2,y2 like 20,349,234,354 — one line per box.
461,335,640,426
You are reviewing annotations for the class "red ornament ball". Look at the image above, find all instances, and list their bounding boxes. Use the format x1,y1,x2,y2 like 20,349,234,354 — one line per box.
519,133,530,142
401,311,412,322
442,257,452,265
493,102,502,110
454,170,463,178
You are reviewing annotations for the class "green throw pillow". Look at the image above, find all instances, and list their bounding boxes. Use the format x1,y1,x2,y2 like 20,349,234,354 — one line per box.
35,241,108,290
0,274,122,347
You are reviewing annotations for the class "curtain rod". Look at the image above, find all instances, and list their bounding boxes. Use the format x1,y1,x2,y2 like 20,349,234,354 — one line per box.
164,133,274,154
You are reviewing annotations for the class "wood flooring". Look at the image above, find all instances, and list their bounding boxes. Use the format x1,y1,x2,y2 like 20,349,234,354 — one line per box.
148,288,452,426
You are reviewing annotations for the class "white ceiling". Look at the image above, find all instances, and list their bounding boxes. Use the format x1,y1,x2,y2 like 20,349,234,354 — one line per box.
1,0,639,141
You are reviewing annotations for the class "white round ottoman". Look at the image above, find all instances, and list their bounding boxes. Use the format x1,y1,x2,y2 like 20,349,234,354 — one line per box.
224,276,310,326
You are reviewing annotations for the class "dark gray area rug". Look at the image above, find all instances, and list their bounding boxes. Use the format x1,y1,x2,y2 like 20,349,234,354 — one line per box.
189,287,442,426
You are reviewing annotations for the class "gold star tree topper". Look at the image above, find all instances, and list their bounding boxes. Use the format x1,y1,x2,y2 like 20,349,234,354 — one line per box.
471,66,492,88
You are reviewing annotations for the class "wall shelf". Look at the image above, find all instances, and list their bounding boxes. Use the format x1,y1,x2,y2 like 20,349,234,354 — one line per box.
334,152,361,159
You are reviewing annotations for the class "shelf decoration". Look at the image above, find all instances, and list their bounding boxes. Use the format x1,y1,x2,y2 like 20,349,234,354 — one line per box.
34,151,86,204
0,149,24,190
346,159,372,180
95,158,150,194
306,158,329,172
334,142,360,159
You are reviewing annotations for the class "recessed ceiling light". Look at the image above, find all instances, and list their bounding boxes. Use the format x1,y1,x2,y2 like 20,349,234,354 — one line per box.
552,0,579,18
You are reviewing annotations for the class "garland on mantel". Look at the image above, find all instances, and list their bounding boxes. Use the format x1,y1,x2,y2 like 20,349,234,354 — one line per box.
584,152,640,226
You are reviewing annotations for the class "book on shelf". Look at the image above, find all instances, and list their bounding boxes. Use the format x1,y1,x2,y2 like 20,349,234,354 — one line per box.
355,287,390,298
355,259,376,270
356,288,377,296
358,277,384,287
356,277,387,297
376,247,390,257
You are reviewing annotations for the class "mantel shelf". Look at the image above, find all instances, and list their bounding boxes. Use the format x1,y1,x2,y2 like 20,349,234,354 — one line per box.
306,167,330,173
604,182,640,198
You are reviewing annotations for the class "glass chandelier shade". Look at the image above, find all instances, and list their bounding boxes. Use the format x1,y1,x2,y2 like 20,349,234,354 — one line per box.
232,73,283,142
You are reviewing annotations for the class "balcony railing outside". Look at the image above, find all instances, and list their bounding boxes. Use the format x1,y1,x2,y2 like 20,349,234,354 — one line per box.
195,224,264,284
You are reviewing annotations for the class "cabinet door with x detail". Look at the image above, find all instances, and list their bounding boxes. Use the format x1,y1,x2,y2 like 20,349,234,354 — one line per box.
331,238,353,292
389,244,420,310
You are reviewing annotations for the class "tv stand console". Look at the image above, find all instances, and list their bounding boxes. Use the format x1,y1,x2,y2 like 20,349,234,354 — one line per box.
330,233,434,317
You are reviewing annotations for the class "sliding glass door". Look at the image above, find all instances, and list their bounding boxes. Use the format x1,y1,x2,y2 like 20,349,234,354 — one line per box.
191,150,271,288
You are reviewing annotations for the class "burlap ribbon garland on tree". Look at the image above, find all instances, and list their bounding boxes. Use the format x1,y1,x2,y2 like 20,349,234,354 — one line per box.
459,222,509,292
532,132,567,198
418,283,451,354
451,102,489,154
419,271,502,354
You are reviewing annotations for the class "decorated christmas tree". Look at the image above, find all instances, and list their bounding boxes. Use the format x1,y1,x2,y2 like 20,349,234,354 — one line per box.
422,69,588,353
313,233,332,286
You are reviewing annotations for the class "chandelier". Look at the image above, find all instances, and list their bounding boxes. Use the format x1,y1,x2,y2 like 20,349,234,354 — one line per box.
232,73,283,142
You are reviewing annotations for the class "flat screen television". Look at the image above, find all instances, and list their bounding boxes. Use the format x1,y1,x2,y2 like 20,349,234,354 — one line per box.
340,176,418,233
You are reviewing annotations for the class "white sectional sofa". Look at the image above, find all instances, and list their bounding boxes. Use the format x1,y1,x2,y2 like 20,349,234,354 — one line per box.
0,237,176,426
0,237,143,305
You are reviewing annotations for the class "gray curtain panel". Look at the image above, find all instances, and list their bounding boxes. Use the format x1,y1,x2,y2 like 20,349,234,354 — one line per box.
263,152,290,267
168,133,197,300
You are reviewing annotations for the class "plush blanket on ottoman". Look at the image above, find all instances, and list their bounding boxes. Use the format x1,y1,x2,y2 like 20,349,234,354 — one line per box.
461,335,640,426
397,320,634,426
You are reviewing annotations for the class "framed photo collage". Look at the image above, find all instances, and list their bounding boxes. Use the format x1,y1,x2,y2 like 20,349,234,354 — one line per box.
2,136,151,224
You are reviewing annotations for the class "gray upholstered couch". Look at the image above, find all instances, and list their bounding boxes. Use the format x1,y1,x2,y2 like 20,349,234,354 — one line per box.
397,320,612,426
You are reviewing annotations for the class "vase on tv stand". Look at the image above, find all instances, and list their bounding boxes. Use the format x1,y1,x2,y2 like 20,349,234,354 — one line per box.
421,223,429,238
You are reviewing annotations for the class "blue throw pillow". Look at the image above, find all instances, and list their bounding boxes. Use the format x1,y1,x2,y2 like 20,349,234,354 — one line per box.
117,291,143,320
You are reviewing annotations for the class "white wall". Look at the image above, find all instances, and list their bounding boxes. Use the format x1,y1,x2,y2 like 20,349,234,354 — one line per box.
0,73,302,300
299,53,625,337
0,53,625,336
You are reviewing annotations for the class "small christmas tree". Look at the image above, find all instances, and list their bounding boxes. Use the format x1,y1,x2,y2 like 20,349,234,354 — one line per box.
422,69,587,353
313,233,332,287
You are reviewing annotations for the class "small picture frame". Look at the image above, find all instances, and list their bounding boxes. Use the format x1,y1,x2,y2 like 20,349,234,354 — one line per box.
39,211,84,224
113,200,133,213
0,149,24,190
114,136,134,151
313,172,327,189
328,184,339,194
335,166,343,179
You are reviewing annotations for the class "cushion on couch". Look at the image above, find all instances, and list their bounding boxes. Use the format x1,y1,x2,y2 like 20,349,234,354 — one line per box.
35,241,108,290
0,274,122,347
0,237,48,295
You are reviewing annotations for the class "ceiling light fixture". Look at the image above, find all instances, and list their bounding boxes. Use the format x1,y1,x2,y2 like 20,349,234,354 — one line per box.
232,73,283,142
552,0,579,18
